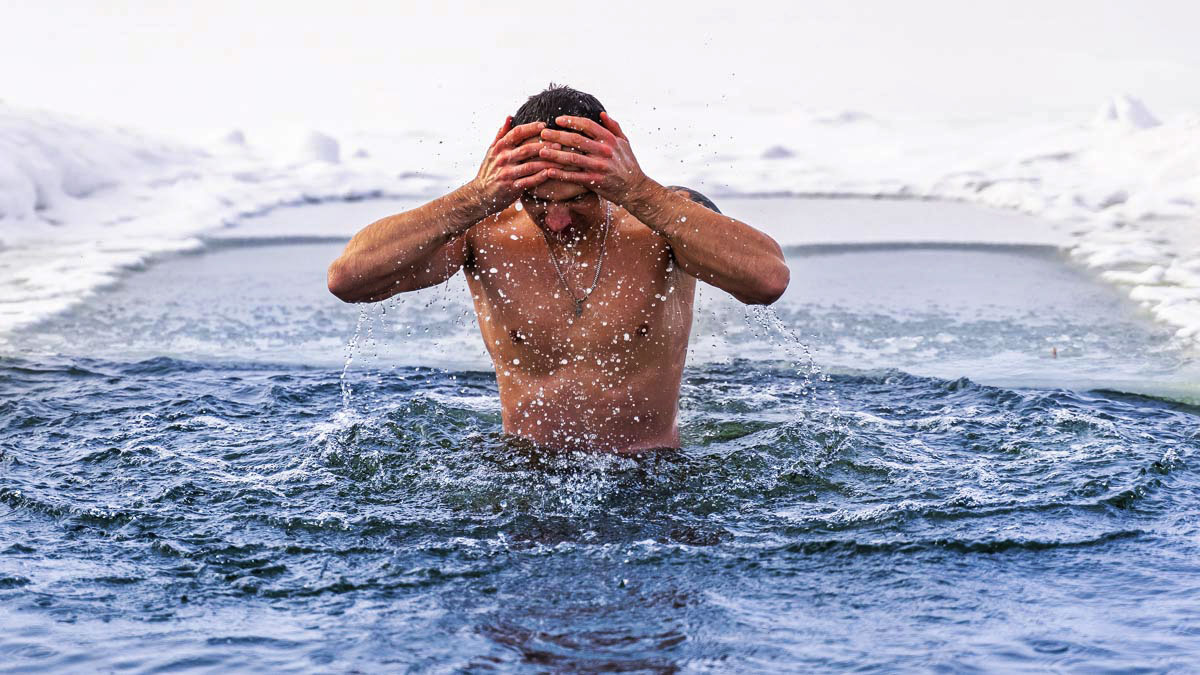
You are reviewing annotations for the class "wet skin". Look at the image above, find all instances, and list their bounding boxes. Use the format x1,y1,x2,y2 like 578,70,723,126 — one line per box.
465,191,696,451
328,113,789,452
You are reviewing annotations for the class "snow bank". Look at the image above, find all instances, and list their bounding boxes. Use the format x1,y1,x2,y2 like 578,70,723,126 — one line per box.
951,100,1199,346
1092,95,1161,131
0,107,197,220
298,131,340,164
655,97,1200,348
0,104,442,336
1,97,1198,348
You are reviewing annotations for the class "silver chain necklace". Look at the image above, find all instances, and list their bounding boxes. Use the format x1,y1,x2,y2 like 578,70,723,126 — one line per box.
541,202,611,318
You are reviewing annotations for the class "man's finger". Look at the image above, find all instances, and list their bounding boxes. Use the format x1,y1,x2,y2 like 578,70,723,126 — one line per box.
513,168,553,190
504,140,561,164
546,168,605,186
539,129,612,157
492,116,513,144
600,112,626,140
555,115,617,144
505,160,560,179
497,121,547,149
538,147,607,171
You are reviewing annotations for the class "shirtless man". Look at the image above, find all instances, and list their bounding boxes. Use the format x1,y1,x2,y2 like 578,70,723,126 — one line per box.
327,85,789,452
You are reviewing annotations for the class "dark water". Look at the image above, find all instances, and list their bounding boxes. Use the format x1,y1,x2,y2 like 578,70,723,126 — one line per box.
3,356,1199,672
2,199,1199,672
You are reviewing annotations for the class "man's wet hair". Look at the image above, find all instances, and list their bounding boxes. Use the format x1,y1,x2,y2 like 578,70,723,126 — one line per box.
668,186,722,214
513,85,720,214
513,83,605,133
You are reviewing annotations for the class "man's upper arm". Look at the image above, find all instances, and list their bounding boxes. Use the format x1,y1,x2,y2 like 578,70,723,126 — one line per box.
665,185,773,302
662,185,721,273
407,235,470,290
360,235,469,301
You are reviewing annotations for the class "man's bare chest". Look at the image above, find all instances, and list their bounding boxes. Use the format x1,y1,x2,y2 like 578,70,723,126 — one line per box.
464,226,693,367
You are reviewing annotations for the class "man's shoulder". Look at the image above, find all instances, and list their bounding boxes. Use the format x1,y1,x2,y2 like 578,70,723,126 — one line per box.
665,185,721,214
466,204,526,246
464,204,543,266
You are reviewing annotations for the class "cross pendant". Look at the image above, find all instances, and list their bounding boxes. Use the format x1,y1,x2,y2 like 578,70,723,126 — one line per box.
574,299,584,317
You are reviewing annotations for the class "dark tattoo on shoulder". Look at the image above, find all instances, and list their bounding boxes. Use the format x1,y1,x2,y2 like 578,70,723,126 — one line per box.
666,185,721,214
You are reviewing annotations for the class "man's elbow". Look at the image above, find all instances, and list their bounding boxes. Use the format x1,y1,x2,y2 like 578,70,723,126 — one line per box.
747,260,790,305
327,259,363,303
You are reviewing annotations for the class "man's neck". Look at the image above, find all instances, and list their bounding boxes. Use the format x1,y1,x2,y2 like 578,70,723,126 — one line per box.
539,202,608,248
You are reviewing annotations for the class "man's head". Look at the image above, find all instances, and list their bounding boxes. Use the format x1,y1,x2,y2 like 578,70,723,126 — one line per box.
513,83,605,140
514,84,606,216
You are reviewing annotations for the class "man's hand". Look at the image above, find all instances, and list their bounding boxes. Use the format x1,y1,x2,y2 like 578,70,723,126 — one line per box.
537,113,652,206
469,117,563,213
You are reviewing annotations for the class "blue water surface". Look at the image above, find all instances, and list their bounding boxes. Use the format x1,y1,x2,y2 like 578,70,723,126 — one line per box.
2,199,1198,672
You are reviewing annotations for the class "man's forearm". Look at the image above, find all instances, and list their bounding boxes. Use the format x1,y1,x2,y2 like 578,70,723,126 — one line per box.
623,179,790,305
328,182,493,301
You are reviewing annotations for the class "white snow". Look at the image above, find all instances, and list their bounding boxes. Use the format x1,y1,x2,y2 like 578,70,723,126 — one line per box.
0,106,197,220
653,98,1200,348
1092,95,1161,131
0,103,439,335
297,131,340,164
1,96,1198,348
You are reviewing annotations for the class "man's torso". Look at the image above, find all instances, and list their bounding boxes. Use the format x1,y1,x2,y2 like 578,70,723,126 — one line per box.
463,204,696,451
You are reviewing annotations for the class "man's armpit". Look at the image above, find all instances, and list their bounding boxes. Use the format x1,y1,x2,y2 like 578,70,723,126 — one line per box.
462,230,477,271
666,185,721,214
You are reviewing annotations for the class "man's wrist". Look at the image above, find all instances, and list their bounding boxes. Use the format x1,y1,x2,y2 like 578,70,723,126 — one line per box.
436,180,491,241
463,179,509,217
621,175,666,214
621,176,681,234
458,179,486,212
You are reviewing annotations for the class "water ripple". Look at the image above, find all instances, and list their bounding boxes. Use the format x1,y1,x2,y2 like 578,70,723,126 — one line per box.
0,356,1197,671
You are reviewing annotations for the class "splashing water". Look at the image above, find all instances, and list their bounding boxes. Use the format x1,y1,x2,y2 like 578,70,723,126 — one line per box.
3,354,1197,671
339,307,368,408
1,198,1198,671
